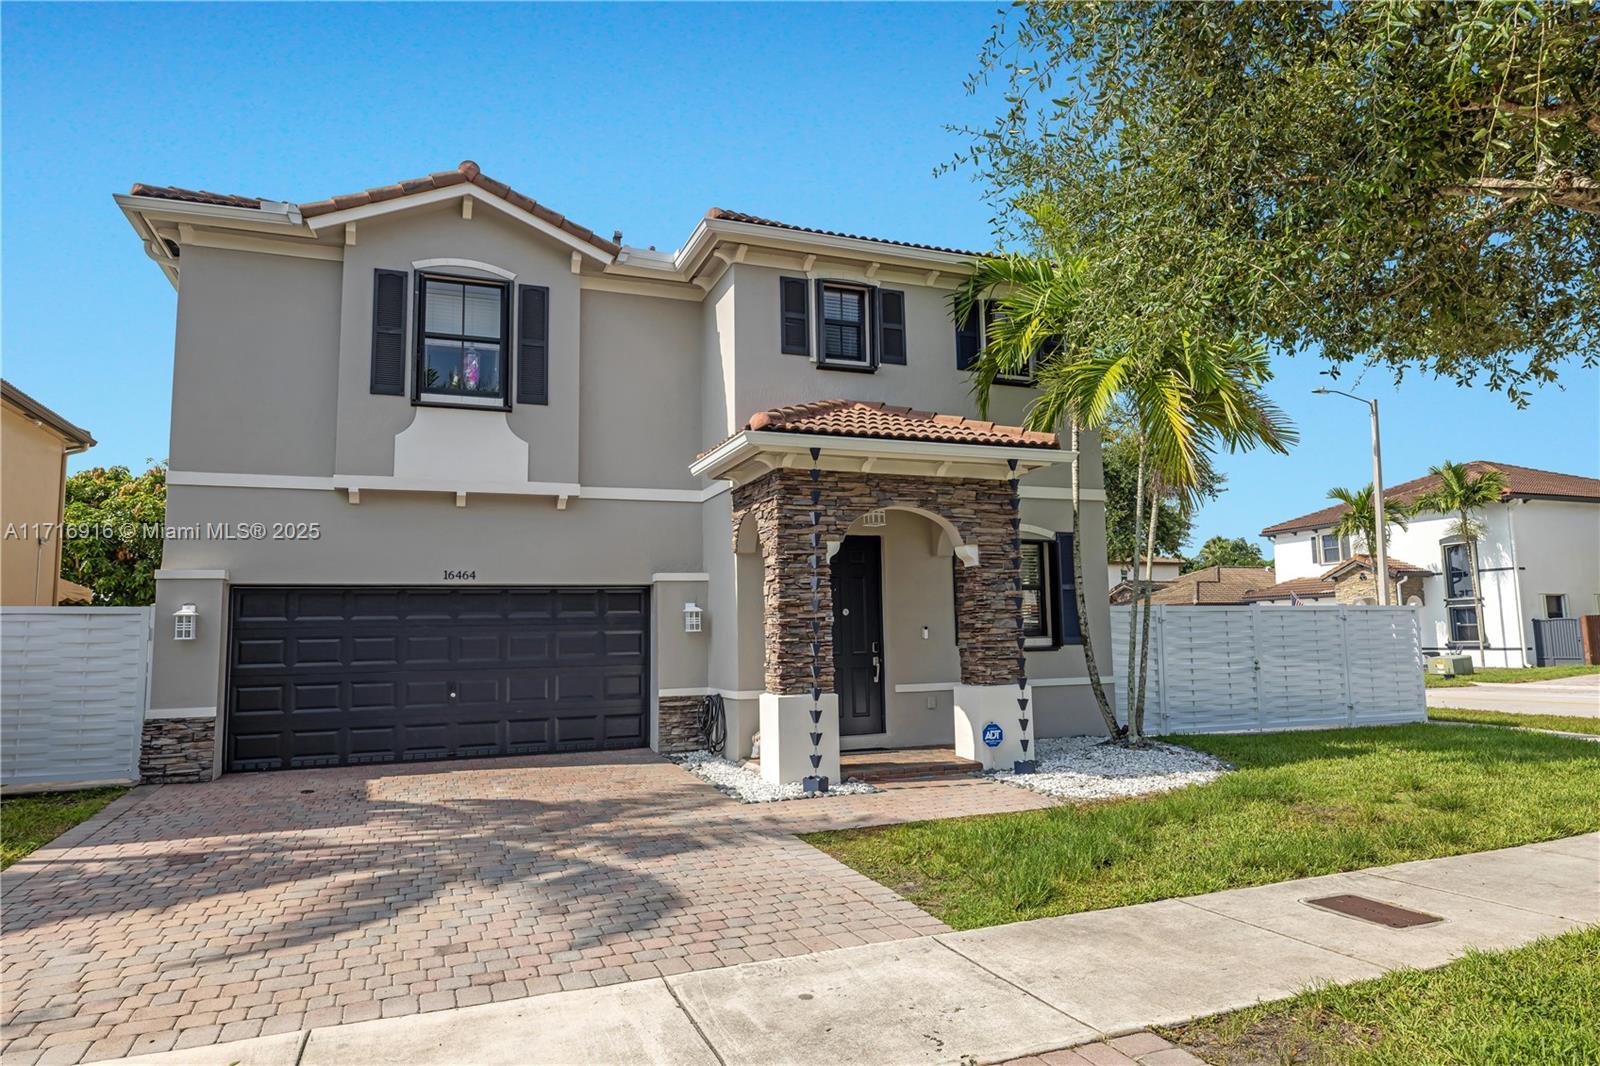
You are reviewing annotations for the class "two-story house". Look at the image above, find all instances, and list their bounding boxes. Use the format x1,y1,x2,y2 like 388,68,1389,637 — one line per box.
1259,461,1600,667
117,161,1112,785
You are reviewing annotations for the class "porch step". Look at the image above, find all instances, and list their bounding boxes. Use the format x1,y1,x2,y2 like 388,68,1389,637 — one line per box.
840,749,983,784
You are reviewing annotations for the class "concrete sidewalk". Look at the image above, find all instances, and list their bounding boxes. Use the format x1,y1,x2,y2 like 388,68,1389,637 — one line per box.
106,834,1599,1066
1428,673,1600,717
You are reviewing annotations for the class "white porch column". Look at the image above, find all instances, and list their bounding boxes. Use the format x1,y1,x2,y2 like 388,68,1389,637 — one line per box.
758,693,841,785
952,683,1034,771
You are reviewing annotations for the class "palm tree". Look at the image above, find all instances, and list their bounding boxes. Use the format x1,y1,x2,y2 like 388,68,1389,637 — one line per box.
1411,462,1509,658
1325,483,1412,588
956,257,1297,744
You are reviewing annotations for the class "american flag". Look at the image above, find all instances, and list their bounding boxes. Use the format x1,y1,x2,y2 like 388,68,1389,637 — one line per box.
1289,591,1304,607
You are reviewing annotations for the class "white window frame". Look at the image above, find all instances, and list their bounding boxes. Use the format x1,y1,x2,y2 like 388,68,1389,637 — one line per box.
1543,593,1568,619
1021,540,1054,649
1317,531,1351,565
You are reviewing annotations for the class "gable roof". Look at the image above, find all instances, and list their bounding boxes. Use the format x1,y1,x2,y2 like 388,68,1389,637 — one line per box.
1261,460,1600,536
1,380,95,450
130,160,622,256
1321,554,1431,581
1147,566,1277,606
705,208,985,259
744,400,1058,449
1240,576,1338,603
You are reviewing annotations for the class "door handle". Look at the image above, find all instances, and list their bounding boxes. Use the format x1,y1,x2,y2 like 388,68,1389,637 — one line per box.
872,656,881,683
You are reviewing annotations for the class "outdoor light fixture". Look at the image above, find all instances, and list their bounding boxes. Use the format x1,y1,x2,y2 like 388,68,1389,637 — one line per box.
862,509,887,528
173,603,198,641
682,602,703,634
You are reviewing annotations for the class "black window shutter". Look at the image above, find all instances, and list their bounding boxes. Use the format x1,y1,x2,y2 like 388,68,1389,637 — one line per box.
1054,532,1083,645
370,269,407,395
879,289,906,365
780,277,809,356
517,285,549,405
955,301,981,369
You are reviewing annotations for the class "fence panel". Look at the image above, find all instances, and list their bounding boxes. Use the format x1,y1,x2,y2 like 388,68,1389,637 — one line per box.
1,607,151,792
1111,604,1425,734
1533,618,1585,666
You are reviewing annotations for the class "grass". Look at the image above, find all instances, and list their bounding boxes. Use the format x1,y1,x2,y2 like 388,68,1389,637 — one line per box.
1429,707,1600,736
1424,664,1600,688
803,725,1600,930
1164,926,1600,1066
1,787,127,869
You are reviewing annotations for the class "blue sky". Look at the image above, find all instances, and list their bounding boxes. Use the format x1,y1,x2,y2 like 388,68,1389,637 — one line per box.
4,2,1596,552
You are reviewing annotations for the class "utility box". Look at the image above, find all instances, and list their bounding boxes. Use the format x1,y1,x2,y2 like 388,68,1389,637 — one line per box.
1426,655,1474,677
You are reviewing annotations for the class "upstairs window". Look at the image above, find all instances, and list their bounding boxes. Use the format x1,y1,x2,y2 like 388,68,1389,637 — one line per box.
818,282,873,369
955,300,1053,385
416,275,509,407
1318,532,1352,565
1442,541,1474,599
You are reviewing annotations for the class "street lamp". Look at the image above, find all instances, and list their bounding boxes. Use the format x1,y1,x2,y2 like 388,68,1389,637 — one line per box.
1312,387,1389,606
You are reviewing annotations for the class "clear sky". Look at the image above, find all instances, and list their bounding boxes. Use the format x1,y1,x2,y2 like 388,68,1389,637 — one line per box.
4,2,1596,553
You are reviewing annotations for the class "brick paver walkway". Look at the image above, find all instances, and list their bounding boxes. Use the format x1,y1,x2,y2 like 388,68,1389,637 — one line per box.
1,751,1054,1064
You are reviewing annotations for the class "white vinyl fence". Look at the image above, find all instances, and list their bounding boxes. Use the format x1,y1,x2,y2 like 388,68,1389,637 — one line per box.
1,607,151,792
1110,605,1427,734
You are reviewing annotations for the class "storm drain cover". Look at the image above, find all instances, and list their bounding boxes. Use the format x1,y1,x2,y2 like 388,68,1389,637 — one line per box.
1306,894,1443,928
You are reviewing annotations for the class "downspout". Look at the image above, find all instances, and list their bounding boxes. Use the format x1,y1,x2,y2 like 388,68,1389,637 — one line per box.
1505,501,1528,668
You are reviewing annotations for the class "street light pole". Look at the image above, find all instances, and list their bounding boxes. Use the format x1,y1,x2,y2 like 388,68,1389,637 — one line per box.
1313,388,1390,606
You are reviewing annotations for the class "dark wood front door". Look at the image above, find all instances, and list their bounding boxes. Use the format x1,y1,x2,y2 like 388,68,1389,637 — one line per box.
832,536,886,736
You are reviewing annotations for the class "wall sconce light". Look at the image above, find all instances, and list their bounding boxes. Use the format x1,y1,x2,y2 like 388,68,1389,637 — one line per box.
862,509,888,528
173,603,198,641
682,602,703,634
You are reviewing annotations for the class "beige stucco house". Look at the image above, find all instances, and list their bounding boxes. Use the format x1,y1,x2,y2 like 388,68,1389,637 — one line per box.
116,161,1112,785
1,380,95,606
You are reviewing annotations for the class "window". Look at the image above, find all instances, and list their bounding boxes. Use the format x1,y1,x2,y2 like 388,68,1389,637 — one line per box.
1021,541,1053,645
818,282,872,368
1318,532,1351,564
416,274,509,406
1442,542,1474,599
955,300,1056,384
1544,594,1567,619
1449,606,1480,644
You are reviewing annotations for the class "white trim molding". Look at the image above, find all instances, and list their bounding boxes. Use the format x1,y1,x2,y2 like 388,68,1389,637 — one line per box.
652,572,710,583
168,470,727,504
1019,486,1107,502
691,430,1074,486
145,706,218,720
154,569,229,581
895,676,1110,694
658,687,763,701
411,257,517,281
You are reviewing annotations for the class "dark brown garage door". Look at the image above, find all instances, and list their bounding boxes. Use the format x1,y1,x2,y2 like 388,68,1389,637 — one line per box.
227,586,649,771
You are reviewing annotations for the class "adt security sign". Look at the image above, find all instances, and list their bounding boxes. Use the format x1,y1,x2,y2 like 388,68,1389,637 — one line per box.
982,722,1004,748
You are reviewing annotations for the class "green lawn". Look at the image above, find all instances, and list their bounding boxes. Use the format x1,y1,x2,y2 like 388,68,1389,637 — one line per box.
1165,926,1600,1066
804,725,1600,930
1430,707,1600,736
1,787,127,869
1425,664,1600,688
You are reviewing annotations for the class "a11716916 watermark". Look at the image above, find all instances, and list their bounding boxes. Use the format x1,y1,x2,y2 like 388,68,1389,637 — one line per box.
3,521,322,543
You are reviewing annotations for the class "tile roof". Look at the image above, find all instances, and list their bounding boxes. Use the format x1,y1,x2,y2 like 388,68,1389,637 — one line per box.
705,208,986,258
1,380,95,449
1240,576,1337,603
744,400,1059,449
129,161,621,255
1261,461,1600,535
1323,554,1432,580
1147,566,1278,605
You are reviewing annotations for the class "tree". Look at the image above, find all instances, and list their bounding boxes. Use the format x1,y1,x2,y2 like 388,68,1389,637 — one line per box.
60,463,166,606
1412,461,1509,656
1326,483,1412,558
957,258,1295,744
1103,426,1221,566
1183,537,1269,574
955,2,1599,402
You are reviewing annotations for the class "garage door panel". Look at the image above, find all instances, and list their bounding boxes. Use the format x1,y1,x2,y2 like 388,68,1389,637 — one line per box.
228,587,650,771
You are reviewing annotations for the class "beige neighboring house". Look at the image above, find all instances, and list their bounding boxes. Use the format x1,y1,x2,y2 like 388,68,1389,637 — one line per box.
115,160,1115,786
1106,555,1183,604
1,380,95,606
1141,565,1276,606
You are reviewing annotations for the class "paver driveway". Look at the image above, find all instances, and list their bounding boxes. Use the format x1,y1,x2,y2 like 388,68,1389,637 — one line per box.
1,751,1054,1065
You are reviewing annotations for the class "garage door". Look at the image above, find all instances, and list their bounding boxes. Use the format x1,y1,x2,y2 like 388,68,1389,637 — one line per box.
227,586,649,771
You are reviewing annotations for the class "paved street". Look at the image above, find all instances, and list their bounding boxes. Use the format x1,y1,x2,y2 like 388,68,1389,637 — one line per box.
0,752,1052,1065
1427,673,1600,717
97,833,1600,1066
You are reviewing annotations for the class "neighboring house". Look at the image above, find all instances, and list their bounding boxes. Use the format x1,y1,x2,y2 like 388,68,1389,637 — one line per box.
115,160,1113,784
1,380,95,606
1244,556,1429,606
1142,566,1275,606
1261,461,1600,666
1106,556,1182,603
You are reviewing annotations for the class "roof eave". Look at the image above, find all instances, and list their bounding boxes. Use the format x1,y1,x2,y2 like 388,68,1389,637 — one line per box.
681,217,984,278
690,429,1071,485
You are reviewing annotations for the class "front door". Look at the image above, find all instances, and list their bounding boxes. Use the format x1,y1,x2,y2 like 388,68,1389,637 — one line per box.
831,535,886,736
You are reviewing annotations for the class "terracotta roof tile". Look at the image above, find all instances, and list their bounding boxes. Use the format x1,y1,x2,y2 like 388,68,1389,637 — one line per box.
1261,461,1600,536
1323,554,1432,580
128,161,621,256
706,208,986,258
1147,566,1278,605
1240,576,1338,602
744,400,1058,449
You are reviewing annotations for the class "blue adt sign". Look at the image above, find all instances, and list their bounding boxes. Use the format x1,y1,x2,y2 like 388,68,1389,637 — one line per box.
982,722,1004,748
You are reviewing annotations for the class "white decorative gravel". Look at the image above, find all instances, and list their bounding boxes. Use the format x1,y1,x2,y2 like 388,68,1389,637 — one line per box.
990,735,1230,801
669,750,880,803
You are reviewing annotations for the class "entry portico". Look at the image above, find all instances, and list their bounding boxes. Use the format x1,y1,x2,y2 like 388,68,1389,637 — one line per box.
691,400,1075,785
